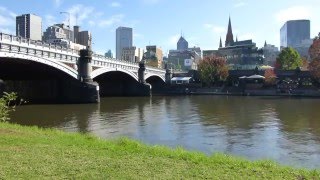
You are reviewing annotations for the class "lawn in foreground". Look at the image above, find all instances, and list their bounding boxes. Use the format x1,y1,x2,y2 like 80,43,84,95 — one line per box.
0,122,319,179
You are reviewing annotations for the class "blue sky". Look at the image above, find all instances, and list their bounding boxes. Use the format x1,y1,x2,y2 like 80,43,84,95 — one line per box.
0,0,320,55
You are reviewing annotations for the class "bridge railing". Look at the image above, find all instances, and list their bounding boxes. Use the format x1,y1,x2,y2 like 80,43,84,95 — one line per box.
0,33,80,64
91,53,166,75
0,32,166,77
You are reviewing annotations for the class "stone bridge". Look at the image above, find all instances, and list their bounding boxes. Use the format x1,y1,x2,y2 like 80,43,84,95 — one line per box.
0,33,168,103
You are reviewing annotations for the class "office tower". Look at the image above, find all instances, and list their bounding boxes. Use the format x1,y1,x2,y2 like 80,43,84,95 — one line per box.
116,27,133,59
16,14,42,41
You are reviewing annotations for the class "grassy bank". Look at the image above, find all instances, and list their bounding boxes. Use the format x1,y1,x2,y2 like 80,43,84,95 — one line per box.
0,122,319,179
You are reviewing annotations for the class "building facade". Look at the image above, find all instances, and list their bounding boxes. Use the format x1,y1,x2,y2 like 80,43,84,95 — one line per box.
203,17,263,70
167,35,201,71
177,36,188,50
43,24,74,43
116,27,133,59
280,20,310,49
280,20,311,58
121,47,144,62
262,41,279,66
144,45,163,68
16,14,42,41
105,50,113,58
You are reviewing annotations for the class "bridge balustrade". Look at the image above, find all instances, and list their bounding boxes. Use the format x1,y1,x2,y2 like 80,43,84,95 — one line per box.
1,32,166,79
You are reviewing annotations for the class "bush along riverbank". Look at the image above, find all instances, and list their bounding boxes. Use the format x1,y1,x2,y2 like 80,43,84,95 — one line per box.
0,122,319,179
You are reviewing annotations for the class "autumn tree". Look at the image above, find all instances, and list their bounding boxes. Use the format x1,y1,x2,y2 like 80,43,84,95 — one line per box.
308,34,320,82
198,56,229,86
264,68,277,86
301,57,309,71
276,47,302,70
309,34,320,60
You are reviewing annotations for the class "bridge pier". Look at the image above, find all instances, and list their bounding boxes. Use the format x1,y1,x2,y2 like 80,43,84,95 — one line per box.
77,46,100,103
138,61,151,96
165,68,172,84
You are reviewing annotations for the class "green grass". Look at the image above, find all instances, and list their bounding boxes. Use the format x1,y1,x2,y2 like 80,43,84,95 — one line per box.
0,122,319,179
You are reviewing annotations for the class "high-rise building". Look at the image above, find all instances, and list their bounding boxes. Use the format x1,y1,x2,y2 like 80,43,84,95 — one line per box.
121,46,145,62
116,27,133,59
203,17,264,70
177,36,188,50
144,45,163,68
16,14,42,41
73,26,92,47
280,20,310,49
105,50,113,58
43,24,74,42
263,41,279,66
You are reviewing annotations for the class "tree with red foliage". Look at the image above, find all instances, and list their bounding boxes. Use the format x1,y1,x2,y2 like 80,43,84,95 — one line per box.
309,34,320,82
309,35,320,60
264,68,277,86
198,56,229,86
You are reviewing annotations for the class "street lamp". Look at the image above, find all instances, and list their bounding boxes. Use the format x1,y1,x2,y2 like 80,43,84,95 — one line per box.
60,11,71,45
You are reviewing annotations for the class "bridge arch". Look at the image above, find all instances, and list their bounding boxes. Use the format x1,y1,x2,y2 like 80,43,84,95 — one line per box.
92,67,139,82
0,51,78,79
145,74,165,83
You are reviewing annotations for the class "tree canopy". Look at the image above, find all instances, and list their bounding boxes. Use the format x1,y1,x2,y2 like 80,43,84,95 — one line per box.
309,35,320,81
198,56,229,86
276,47,302,70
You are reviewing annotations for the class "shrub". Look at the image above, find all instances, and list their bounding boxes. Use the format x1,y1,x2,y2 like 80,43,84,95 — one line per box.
0,92,18,122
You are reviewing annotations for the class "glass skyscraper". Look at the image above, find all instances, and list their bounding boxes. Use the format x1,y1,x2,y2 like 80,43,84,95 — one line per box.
280,20,310,49
116,27,133,60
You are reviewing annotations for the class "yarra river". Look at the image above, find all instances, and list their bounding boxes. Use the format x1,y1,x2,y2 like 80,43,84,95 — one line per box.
10,96,320,169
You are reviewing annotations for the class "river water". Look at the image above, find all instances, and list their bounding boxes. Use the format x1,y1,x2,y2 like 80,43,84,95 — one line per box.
9,95,320,169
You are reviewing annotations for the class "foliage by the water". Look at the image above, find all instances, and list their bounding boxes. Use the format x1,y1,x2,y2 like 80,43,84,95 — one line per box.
198,56,229,86
0,122,319,179
276,47,302,70
0,92,17,122
264,68,277,86
309,35,320,81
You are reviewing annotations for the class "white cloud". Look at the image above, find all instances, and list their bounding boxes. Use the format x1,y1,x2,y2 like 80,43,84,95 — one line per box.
133,33,143,38
204,24,226,34
238,33,256,41
0,6,16,34
54,0,62,7
62,4,95,26
98,14,125,27
141,0,160,5
233,1,246,8
44,15,57,27
275,6,312,24
110,2,121,7
168,34,180,47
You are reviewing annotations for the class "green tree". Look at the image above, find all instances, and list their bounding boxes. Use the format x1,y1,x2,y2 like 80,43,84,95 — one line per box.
276,47,302,70
0,92,17,122
198,56,229,86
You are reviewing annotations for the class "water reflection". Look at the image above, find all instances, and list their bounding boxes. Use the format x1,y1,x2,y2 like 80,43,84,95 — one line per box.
10,96,320,169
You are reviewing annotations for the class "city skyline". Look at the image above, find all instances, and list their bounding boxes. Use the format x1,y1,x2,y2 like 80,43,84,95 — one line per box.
0,0,320,55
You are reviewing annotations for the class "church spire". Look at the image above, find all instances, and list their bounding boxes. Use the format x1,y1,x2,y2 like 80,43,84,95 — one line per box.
264,40,267,47
225,16,234,47
219,37,222,48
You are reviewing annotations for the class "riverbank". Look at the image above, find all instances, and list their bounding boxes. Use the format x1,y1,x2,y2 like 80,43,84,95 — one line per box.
0,122,319,179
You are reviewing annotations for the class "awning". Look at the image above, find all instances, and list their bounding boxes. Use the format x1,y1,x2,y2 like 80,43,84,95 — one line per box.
171,77,192,81
246,75,265,79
